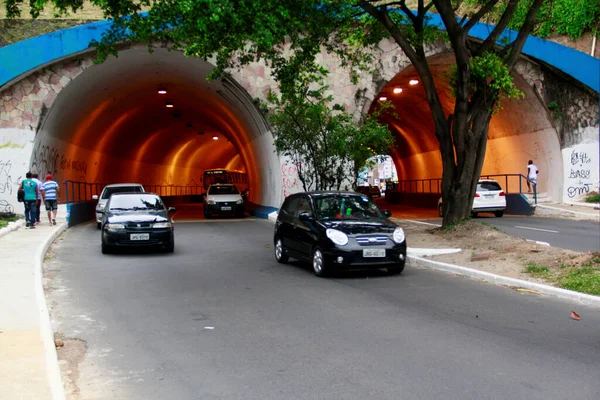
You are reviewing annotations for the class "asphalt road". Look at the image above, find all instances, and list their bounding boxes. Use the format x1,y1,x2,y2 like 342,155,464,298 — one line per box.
47,219,600,400
422,216,600,252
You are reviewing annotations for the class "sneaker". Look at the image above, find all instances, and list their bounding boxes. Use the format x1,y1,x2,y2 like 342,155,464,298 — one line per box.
30,225,36,229
52,219,56,225
25,223,30,228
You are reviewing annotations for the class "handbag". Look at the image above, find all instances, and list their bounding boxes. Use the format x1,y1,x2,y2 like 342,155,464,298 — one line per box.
17,188,24,202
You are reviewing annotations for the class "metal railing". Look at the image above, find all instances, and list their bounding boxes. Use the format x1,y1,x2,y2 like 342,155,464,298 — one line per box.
63,180,205,203
388,174,537,204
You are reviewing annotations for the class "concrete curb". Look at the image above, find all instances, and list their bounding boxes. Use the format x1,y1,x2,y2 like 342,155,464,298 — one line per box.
0,219,25,239
35,223,67,400
537,204,600,216
408,255,600,306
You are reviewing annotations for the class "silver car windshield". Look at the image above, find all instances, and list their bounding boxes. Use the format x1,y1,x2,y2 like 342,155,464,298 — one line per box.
101,186,143,199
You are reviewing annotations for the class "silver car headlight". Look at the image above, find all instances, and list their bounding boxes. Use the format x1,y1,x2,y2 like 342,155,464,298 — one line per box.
236,199,243,204
105,223,125,230
393,227,405,244
153,222,172,229
326,228,349,246
207,199,216,205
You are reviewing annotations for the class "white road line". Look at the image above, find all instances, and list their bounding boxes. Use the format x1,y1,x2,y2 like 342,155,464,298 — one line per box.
515,225,559,233
395,219,441,227
526,239,551,246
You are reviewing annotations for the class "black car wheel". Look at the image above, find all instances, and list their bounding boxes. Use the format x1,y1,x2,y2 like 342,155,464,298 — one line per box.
438,204,443,217
387,263,405,275
312,248,328,277
101,241,111,254
471,212,478,218
274,238,289,263
204,207,210,219
97,222,101,229
494,210,504,217
165,240,175,253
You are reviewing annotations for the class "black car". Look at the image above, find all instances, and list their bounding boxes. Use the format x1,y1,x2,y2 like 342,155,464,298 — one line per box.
101,193,176,254
273,191,407,277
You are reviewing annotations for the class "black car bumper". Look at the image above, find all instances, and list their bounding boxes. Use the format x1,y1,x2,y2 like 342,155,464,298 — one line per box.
205,203,245,215
102,229,173,247
322,242,407,270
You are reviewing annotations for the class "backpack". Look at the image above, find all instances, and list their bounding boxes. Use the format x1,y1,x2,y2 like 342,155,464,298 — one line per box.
17,187,24,202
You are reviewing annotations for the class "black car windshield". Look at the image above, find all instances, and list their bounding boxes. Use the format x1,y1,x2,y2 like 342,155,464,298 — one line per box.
102,186,143,199
209,185,239,195
314,194,384,220
108,194,165,211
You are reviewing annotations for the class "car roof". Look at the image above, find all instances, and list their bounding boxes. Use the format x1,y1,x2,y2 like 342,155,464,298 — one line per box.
209,183,236,187
288,191,366,198
478,179,501,184
109,192,159,197
103,183,144,189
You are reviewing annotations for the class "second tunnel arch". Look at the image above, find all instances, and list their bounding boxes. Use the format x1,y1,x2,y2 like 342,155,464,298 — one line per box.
371,52,562,201
31,45,282,208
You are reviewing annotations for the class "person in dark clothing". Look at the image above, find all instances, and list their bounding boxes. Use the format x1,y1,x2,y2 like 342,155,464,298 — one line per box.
19,172,39,229
31,173,43,225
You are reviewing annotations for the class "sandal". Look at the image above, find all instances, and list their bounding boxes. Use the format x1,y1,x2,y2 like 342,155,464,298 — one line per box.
52,219,56,225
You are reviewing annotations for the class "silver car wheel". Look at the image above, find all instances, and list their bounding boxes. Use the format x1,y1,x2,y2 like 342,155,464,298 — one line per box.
313,249,324,274
275,239,283,260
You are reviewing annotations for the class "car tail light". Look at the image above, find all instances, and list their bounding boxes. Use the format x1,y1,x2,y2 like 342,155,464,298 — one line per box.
475,193,480,197
499,191,505,196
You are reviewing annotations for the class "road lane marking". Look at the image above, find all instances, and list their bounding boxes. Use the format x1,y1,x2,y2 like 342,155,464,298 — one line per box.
515,225,559,233
396,219,441,227
525,239,551,246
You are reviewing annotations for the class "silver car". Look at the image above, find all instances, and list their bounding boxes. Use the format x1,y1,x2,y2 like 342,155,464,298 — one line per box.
93,183,145,228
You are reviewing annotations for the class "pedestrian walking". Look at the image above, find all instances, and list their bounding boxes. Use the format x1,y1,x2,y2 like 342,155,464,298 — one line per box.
31,173,43,225
42,174,60,226
526,160,539,193
19,172,38,229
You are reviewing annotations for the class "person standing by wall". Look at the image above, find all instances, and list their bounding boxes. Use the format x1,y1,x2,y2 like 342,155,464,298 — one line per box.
31,173,43,226
18,172,38,229
526,160,539,193
42,174,60,226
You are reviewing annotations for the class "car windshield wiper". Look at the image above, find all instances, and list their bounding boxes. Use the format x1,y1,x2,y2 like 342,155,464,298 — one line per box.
109,207,131,211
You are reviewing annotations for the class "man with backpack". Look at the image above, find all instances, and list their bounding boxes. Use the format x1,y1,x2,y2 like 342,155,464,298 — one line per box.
18,172,39,229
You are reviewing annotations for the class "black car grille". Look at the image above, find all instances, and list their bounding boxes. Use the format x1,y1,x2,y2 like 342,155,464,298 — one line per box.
356,236,388,246
216,201,234,206
125,222,153,229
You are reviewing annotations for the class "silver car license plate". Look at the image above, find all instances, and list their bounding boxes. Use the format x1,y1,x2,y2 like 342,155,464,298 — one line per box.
130,233,149,241
363,249,385,258
221,206,232,211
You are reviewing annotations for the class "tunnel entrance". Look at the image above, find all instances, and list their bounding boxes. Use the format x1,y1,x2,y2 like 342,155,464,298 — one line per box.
32,46,281,208
372,52,562,201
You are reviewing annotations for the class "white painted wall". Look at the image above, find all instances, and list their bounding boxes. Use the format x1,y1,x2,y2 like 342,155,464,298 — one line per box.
0,128,35,215
562,131,599,203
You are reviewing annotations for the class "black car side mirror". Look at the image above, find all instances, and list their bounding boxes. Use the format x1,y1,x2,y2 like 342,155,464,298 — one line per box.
168,207,176,213
298,212,313,222
383,209,392,218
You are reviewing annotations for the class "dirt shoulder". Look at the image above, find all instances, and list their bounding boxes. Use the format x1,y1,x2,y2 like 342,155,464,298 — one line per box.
399,219,600,296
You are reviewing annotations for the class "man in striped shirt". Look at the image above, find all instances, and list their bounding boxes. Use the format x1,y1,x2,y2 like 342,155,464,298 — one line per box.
42,174,60,226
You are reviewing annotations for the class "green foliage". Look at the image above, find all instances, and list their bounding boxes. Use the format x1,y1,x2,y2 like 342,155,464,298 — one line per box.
0,213,19,229
584,191,600,203
266,78,394,192
524,263,550,276
556,260,600,295
446,52,523,112
547,101,563,120
463,0,600,39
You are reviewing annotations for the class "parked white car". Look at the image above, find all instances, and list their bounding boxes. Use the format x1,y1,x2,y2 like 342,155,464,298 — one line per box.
93,183,145,228
438,179,506,218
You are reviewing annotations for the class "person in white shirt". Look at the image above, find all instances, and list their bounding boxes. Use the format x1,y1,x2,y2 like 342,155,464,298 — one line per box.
526,160,539,193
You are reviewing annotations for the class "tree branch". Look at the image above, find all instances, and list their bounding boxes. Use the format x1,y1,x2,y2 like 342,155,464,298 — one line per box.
462,0,501,33
506,0,545,70
473,0,518,57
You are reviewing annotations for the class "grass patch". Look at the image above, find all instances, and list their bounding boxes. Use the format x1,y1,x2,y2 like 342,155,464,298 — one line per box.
524,263,550,277
439,218,469,233
584,191,599,203
0,213,19,229
556,256,600,295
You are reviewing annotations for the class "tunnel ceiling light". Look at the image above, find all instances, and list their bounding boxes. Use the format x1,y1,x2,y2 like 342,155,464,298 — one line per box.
379,96,388,101
165,101,174,108
409,79,419,85
212,135,219,140
393,87,403,94
157,87,167,94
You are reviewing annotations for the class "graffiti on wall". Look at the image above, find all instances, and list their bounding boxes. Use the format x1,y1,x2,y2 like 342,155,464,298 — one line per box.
281,161,303,198
0,159,22,213
563,143,599,200
30,142,88,178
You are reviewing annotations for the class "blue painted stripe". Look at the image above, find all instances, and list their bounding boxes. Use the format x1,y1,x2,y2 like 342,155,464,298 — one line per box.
0,12,598,93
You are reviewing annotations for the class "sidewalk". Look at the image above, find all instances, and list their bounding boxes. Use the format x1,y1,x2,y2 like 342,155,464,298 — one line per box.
0,205,67,400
